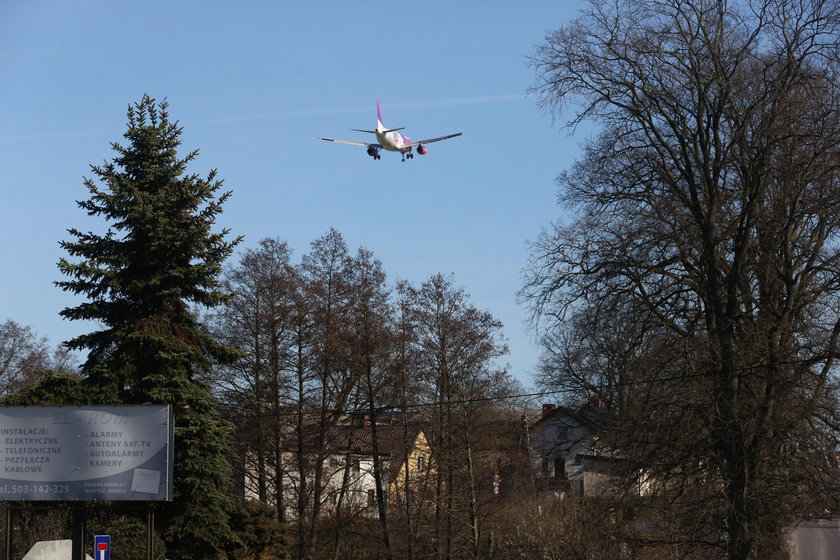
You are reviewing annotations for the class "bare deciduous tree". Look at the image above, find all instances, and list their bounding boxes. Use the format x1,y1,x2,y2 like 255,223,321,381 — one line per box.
0,319,77,396
524,1,840,558
293,228,358,560
400,273,511,560
209,238,298,519
346,247,397,560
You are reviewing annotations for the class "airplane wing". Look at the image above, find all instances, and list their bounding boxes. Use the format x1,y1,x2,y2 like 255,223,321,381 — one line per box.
319,137,375,147
404,132,463,148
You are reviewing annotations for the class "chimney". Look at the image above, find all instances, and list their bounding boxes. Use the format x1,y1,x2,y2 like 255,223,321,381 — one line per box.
588,396,602,409
542,404,556,418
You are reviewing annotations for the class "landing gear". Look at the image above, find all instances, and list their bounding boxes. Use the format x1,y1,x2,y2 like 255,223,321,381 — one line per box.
401,152,414,162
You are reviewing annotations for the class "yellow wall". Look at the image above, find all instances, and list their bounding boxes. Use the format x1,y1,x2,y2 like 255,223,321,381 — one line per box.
388,431,434,504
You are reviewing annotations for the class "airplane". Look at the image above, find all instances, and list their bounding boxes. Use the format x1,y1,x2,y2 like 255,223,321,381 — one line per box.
319,101,462,162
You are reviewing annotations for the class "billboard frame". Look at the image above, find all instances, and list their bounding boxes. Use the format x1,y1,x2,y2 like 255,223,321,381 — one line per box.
0,405,174,502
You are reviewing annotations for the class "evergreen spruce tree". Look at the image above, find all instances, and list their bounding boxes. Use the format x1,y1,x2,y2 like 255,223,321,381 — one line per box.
57,95,243,559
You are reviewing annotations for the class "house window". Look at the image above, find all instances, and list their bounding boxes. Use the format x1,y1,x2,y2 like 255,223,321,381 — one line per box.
367,489,375,507
352,458,361,473
417,455,426,472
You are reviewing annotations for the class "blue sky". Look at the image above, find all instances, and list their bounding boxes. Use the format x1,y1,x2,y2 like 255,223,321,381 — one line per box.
0,1,587,386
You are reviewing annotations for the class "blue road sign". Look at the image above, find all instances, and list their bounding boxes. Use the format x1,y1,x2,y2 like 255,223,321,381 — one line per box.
94,535,110,560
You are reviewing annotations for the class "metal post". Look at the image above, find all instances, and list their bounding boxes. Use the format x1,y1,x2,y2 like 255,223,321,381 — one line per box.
71,507,85,560
146,504,155,560
5,506,13,560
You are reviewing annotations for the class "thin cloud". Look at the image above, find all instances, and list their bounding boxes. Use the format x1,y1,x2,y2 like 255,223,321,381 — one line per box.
0,94,527,139
0,128,116,141
189,94,527,127
389,94,527,110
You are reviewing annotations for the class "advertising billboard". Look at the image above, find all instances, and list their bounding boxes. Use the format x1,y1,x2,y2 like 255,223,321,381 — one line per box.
0,405,173,501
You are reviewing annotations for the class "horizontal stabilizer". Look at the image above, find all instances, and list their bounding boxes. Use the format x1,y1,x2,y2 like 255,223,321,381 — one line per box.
351,127,405,134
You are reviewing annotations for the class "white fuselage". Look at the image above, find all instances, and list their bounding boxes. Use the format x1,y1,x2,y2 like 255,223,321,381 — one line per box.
375,120,410,153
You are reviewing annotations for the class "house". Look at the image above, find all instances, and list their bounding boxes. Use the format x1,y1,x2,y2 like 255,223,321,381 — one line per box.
384,425,434,506
247,419,432,518
528,398,621,496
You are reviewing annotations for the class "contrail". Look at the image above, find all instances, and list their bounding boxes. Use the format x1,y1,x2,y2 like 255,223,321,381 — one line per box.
188,94,527,127
0,94,527,140
389,94,527,110
0,128,117,141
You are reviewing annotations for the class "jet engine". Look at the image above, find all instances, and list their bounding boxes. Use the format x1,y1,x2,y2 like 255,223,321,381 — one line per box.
417,144,428,155
367,146,381,160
